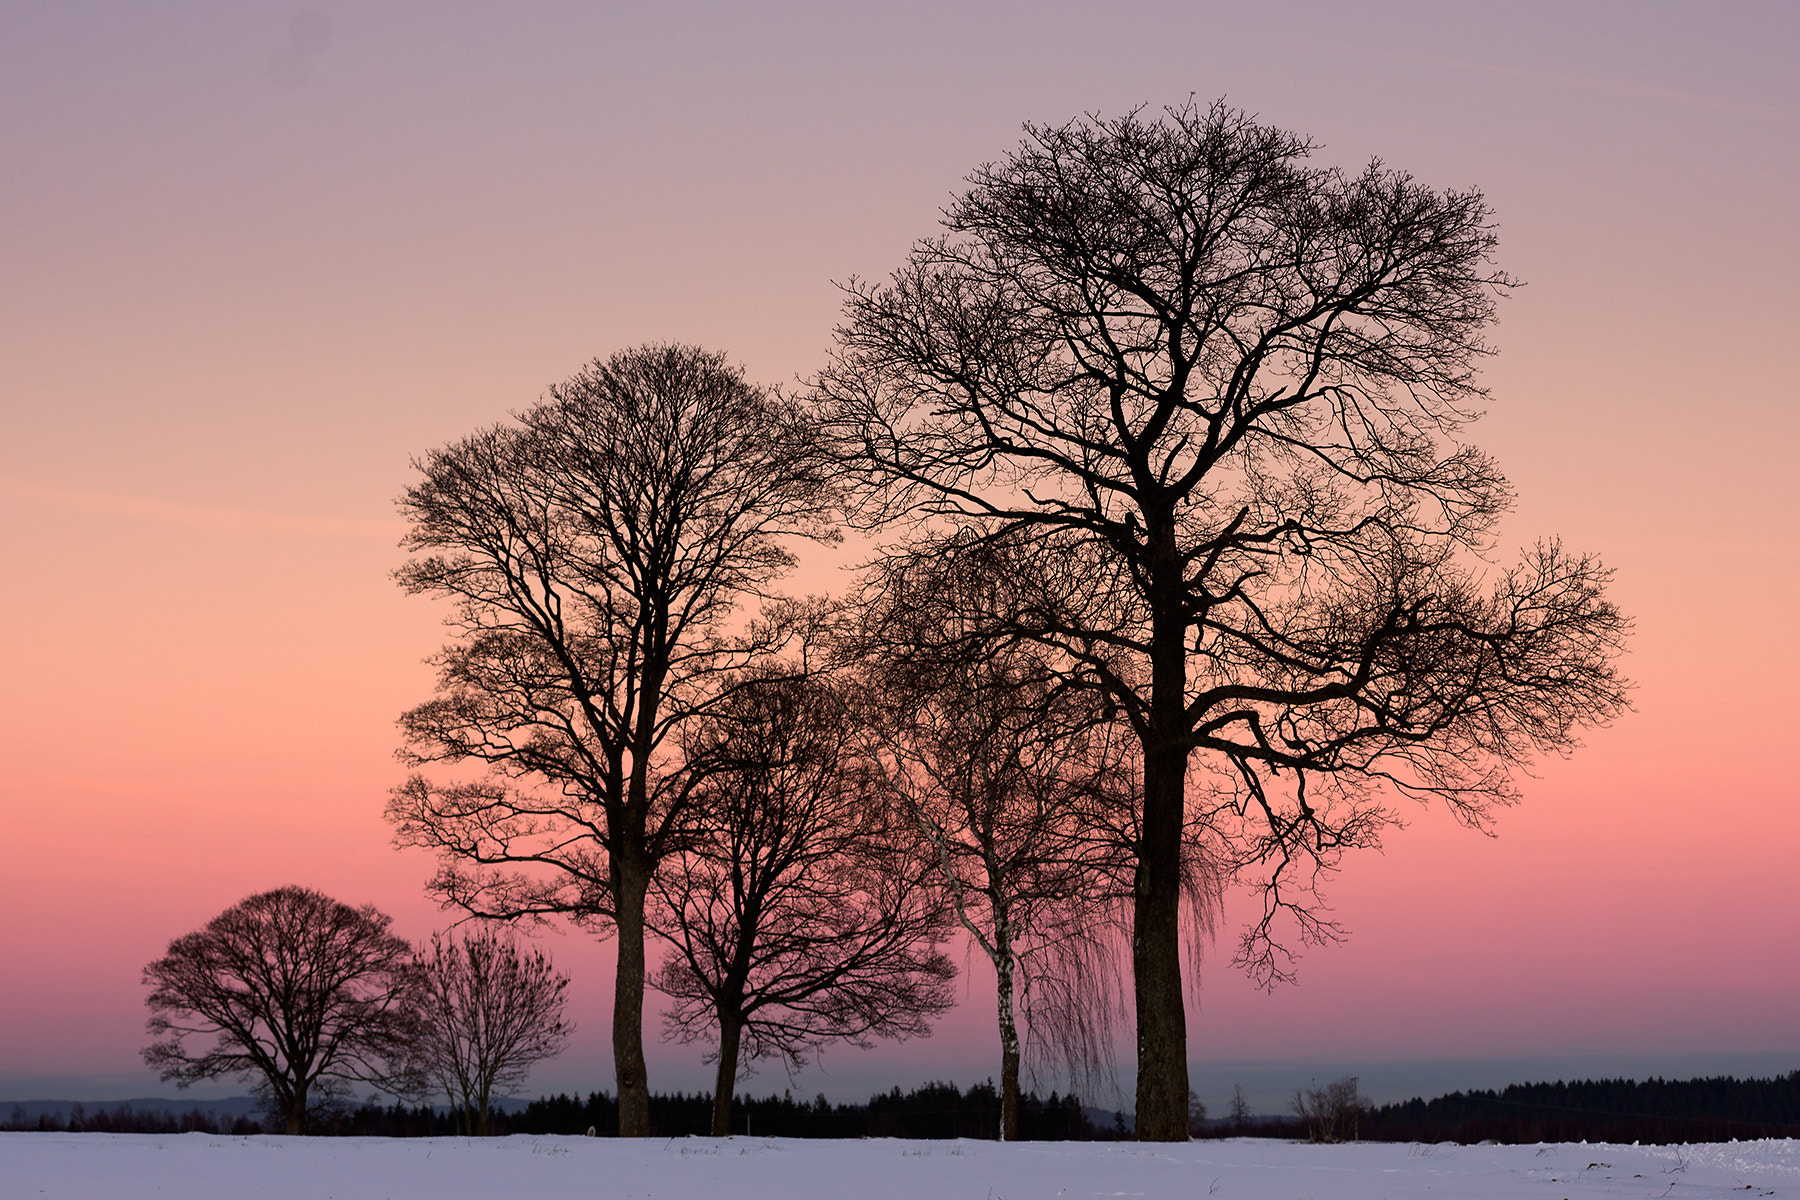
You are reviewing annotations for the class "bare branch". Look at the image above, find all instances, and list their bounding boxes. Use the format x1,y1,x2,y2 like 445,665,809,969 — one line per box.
817,98,1628,1140
141,887,422,1135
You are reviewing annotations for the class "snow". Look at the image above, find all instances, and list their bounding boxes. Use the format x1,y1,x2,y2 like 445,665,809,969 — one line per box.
3,1133,1798,1199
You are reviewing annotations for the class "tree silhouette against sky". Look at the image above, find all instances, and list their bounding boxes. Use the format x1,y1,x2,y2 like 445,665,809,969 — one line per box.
819,100,1629,1140
388,344,839,1136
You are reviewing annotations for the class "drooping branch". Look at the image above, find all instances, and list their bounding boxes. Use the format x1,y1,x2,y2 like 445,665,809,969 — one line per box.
818,99,1629,1139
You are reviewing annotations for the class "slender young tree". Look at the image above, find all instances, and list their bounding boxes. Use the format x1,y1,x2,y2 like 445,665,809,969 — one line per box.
142,886,421,1135
1228,1082,1252,1130
387,343,839,1135
856,554,1136,1141
412,927,573,1135
819,101,1630,1138
651,670,957,1137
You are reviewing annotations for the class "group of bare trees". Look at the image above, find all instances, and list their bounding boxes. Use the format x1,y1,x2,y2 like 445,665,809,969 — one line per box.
384,345,841,1137
142,886,571,1135
381,99,1629,1141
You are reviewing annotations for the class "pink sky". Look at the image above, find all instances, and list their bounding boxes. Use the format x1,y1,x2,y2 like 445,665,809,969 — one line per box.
2,1,1796,1109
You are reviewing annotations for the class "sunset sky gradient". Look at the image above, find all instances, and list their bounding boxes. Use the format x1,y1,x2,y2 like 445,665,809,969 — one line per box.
2,1,1796,1111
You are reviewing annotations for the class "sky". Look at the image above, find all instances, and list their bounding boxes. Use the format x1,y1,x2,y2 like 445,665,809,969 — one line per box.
2,0,1796,1113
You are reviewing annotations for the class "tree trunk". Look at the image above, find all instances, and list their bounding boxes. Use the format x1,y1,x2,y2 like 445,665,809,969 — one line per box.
995,946,1021,1142
284,1079,308,1136
1134,550,1191,1142
1134,731,1189,1140
613,854,653,1137
711,1014,743,1137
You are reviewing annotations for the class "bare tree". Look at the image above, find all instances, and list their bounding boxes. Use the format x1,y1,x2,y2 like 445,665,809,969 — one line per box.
386,343,840,1135
819,100,1630,1139
142,886,421,1135
1188,1089,1209,1136
1228,1081,1252,1130
412,927,573,1135
1293,1075,1371,1142
651,670,957,1137
856,556,1132,1141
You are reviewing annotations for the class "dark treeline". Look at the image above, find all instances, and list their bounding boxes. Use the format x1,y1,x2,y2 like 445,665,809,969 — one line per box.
1354,1072,1800,1145
4,1082,1101,1139
1,1100,442,1137
3,1103,264,1135
1191,1071,1800,1145
510,1081,1100,1140
1196,1114,1307,1140
19,1072,1797,1142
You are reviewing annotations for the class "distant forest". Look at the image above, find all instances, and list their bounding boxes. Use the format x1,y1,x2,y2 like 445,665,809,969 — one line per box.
3,1082,1097,1140
9,1071,1799,1143
1359,1072,1800,1144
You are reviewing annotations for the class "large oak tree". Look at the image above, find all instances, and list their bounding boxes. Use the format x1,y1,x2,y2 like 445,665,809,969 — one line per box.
819,101,1629,1139
387,343,839,1135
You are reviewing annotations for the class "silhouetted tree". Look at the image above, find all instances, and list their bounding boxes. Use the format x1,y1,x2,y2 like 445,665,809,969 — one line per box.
387,343,840,1135
1228,1081,1252,1130
412,927,573,1135
1187,1089,1209,1136
858,567,1136,1141
1293,1075,1371,1142
651,670,957,1137
141,886,421,1135
820,99,1630,1138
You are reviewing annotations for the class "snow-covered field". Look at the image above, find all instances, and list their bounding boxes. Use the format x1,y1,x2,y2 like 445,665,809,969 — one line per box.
4,1133,1797,1199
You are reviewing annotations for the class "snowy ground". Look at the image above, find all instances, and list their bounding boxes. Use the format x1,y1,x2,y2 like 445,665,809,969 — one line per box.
3,1133,1797,1199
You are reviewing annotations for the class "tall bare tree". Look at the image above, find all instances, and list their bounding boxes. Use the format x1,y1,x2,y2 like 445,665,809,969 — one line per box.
386,343,840,1135
856,551,1139,1141
819,101,1630,1139
142,886,421,1135
412,927,573,1135
651,670,957,1137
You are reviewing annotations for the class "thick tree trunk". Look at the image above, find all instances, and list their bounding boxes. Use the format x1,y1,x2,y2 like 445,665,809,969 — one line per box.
1135,544,1191,1142
711,1014,743,1137
1134,733,1189,1140
995,946,1021,1142
613,854,653,1137
284,1080,307,1136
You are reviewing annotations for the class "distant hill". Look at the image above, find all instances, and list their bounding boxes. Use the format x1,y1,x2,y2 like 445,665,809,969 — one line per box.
4,1097,265,1124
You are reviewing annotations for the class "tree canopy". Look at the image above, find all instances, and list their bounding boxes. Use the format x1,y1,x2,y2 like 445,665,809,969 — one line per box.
412,927,573,1136
820,99,1629,1138
388,343,840,1134
653,670,957,1136
142,886,420,1135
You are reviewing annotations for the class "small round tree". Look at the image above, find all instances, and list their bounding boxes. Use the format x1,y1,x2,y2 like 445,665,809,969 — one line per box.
142,886,421,1134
